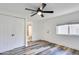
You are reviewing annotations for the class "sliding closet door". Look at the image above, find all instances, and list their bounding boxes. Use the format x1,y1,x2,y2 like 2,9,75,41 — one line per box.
0,15,11,53
13,18,24,47
0,15,24,53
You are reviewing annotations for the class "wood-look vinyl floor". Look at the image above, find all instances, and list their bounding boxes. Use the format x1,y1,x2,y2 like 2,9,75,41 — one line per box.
1,40,79,55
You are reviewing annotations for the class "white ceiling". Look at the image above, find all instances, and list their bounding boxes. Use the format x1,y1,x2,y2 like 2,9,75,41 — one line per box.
0,3,79,19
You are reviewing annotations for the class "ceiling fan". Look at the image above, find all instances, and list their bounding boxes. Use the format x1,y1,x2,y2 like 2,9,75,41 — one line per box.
25,3,54,17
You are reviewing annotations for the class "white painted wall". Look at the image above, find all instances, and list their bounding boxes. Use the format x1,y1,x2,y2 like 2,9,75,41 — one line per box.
32,20,44,41
38,11,79,50
0,15,25,53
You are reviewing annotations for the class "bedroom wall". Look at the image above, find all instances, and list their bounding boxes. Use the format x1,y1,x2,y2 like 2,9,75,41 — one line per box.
40,11,79,50
0,14,25,53
32,19,44,41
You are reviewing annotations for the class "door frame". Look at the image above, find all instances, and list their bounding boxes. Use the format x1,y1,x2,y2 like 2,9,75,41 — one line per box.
24,21,32,46
27,23,32,42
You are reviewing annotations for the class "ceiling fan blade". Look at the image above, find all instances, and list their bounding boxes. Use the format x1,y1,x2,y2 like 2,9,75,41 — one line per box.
42,3,46,9
41,14,44,17
42,11,54,13
31,13,37,17
25,8,36,11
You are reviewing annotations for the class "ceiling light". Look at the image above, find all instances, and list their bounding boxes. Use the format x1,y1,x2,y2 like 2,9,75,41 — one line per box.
37,11,42,15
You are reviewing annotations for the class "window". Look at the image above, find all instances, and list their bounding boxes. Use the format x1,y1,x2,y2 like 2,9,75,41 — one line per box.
56,24,79,35
56,25,68,35
69,24,79,35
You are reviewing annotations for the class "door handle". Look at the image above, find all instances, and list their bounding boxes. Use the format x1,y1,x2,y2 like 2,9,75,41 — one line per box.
11,34,15,37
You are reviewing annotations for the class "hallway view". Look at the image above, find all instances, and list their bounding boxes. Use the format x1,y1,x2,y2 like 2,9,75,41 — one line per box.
27,23,32,42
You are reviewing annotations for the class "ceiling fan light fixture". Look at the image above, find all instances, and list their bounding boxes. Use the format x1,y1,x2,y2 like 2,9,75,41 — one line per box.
37,11,42,15
25,3,54,17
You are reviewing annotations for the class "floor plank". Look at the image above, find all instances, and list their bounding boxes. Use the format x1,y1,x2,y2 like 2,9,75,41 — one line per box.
1,40,79,55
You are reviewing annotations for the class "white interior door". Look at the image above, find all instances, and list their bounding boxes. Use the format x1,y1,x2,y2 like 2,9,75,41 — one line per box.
0,15,24,53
